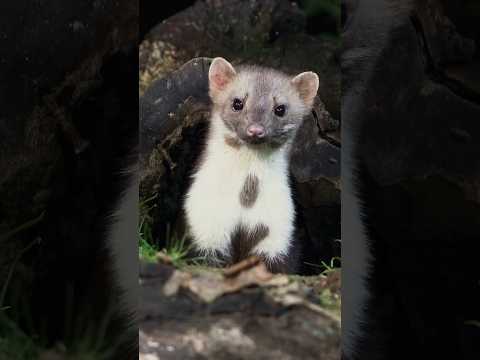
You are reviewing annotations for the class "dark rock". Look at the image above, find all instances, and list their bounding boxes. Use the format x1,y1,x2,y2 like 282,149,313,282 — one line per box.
139,262,340,360
140,261,176,280
140,58,211,167
140,0,340,119
207,289,280,316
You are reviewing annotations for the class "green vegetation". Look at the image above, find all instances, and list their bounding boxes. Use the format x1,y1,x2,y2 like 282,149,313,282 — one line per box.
304,256,341,275
0,214,44,359
319,256,341,276
138,193,159,261
301,255,341,315
1,212,121,359
0,312,40,360
163,230,197,268
138,193,204,267
0,281,129,360
1,278,126,360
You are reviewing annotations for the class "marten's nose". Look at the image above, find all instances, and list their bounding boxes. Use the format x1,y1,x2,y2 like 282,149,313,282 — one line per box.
246,124,266,138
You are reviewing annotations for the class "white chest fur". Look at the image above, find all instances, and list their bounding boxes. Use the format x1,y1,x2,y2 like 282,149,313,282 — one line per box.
184,115,295,263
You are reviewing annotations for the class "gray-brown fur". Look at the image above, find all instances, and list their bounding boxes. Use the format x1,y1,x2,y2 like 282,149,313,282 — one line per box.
229,223,269,263
215,66,307,148
239,174,259,208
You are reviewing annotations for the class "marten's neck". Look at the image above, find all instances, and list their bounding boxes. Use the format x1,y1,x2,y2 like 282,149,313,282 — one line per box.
204,111,291,173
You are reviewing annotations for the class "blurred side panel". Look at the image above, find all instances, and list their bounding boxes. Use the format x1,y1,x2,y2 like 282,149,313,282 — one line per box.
342,0,480,358
0,1,139,359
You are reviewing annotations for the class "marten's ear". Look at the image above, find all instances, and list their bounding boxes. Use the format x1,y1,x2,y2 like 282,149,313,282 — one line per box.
291,71,319,107
209,57,236,98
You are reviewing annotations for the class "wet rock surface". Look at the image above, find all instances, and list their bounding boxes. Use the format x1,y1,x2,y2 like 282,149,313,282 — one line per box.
139,260,341,360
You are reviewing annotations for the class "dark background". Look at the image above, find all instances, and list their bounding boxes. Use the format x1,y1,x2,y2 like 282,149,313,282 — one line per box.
0,1,138,358
342,0,480,359
140,0,340,40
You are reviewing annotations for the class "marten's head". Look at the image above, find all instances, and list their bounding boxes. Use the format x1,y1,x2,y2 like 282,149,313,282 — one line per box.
208,57,319,148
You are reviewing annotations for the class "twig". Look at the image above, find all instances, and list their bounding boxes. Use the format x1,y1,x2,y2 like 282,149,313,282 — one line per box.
223,255,262,278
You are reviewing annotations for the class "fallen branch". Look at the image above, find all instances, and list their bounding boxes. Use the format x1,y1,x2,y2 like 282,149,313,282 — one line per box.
223,256,262,278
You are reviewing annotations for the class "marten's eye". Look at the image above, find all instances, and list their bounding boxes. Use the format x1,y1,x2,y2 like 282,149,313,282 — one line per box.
274,104,286,117
232,98,244,111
